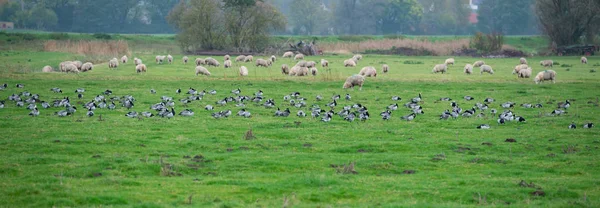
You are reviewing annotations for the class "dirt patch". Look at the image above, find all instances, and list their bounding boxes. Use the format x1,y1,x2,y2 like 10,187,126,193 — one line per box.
505,138,517,143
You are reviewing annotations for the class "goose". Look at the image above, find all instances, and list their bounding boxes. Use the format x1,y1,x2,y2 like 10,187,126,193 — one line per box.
150,89,156,94
25,97,36,104
41,101,50,109
551,109,566,116
464,96,474,101
439,97,452,101
16,83,24,88
568,122,576,129
66,106,77,113
401,113,416,121
294,102,305,108
515,116,526,122
484,98,494,103
205,105,214,111
476,113,485,118
165,100,175,107
31,94,40,100
141,111,154,117
557,100,570,109
222,109,232,117
583,123,594,128
321,114,332,122
176,88,181,94
404,102,419,109
297,110,306,117
412,107,424,114
291,92,301,98
98,101,107,109
387,103,399,111
198,90,206,97
501,102,515,108
311,109,321,118
187,88,197,94
26,103,36,110
94,95,104,102
345,94,351,101
51,87,63,93
344,112,356,122
440,111,451,120
337,109,349,117
497,118,505,124
490,108,497,116
161,96,173,102
29,108,39,116
392,96,402,101
476,124,490,129
107,102,116,110
359,111,369,121
380,110,392,120
16,101,24,107
104,89,112,95
352,103,363,109
125,111,138,118
86,110,94,117
451,101,458,108
237,109,251,118
77,93,83,99
211,112,223,119
263,99,275,108
411,93,422,103
255,90,263,97
235,103,245,108
164,108,175,119
0,83,7,90
231,88,241,95
315,95,323,101
123,100,134,109
327,100,337,108
55,110,70,117
208,90,217,95
521,103,533,108
331,94,340,101
534,103,543,108
283,95,291,101
179,109,194,116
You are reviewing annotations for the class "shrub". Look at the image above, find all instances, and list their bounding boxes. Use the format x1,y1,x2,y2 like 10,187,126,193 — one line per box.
93,33,112,40
470,32,504,53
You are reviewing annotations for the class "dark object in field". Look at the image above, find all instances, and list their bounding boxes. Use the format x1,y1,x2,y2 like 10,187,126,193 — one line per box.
303,143,312,147
92,154,101,158
519,180,539,188
531,190,546,197
53,140,61,143
244,128,255,140
92,172,102,177
481,142,493,146
505,138,517,143
402,170,416,174
357,149,368,153
334,162,358,174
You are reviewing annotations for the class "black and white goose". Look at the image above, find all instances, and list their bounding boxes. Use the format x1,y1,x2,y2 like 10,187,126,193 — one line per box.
515,116,526,122
439,97,452,101
568,122,576,129
176,88,181,94
107,102,116,110
208,90,217,95
179,109,194,116
321,114,332,122
401,113,416,121
0,100,4,109
501,102,515,108
123,99,134,109
150,89,157,94
55,110,70,117
0,83,7,90
477,124,490,129
327,100,337,108
387,103,399,111
534,103,543,108
51,87,63,93
104,89,112,95
125,111,138,118
583,123,594,128
255,90,263,97
521,103,533,108
231,88,241,95
205,105,214,111
484,98,494,103
41,101,50,109
187,88,197,95
411,93,422,103
29,108,39,117
331,94,340,101
16,83,24,88
297,110,306,117
77,93,83,99
464,96,474,101
497,118,506,124
359,111,369,121
86,110,94,117
557,100,570,109
75,88,85,93
345,94,351,101
141,111,154,117
237,109,251,118
551,109,566,116
380,110,392,120
164,108,175,119
26,103,36,110
263,99,275,108
315,95,323,101
344,112,356,122
392,96,402,101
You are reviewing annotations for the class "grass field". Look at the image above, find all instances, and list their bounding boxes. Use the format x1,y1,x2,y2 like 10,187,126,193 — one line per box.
1,51,600,207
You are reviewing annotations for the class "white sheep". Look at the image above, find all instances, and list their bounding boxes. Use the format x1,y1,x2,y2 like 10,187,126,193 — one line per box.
289,66,309,76
156,55,166,64
310,67,318,76
295,60,308,67
518,67,532,78
294,53,304,61
235,55,246,62
281,64,289,75
480,65,494,74
205,58,220,67
445,58,455,66
321,59,329,68
343,74,365,90
432,64,447,74
306,61,317,68
239,66,248,76
195,66,211,76
283,51,294,58
108,59,119,69
136,64,147,73
266,59,273,66
359,66,377,77
534,70,556,84
42,65,53,73
352,54,363,61
195,58,205,66
464,64,473,75
512,64,529,75
473,60,485,67
183,56,189,64
244,55,254,62
81,62,93,72
63,63,79,73
134,58,142,66
255,59,269,67
59,61,73,72
224,60,232,68
270,55,276,63
520,57,527,65
72,61,83,70
224,54,230,61
167,54,173,64
581,57,588,64
382,64,389,73
121,55,128,64
540,60,553,68
344,59,356,67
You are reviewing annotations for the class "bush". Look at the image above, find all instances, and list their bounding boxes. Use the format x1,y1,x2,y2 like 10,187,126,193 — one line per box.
470,32,504,53
93,33,112,40
49,33,70,40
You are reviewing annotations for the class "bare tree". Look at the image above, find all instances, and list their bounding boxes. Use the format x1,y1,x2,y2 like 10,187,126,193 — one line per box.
535,0,600,46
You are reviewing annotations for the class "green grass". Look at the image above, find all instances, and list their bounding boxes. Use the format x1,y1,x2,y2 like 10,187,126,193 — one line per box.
0,52,599,207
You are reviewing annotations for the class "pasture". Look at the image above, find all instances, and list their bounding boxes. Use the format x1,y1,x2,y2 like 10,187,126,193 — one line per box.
1,51,599,207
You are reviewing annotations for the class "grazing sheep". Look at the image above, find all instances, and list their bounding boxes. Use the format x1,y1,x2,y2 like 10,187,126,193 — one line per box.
520,57,527,65
167,54,173,64
244,55,254,62
289,66,309,76
518,67,532,78
63,63,79,73
445,58,455,66
266,59,273,66
534,70,556,84
182,56,189,64
270,55,276,63
134,58,142,66
42,65,53,73
581,56,588,64
480,65,494,74
108,59,119,69
72,61,83,70
224,60,232,68
306,61,317,68
239,66,248,76
195,66,211,76
255,59,269,67
224,54,230,61
359,66,377,77
121,55,128,64
59,61,73,72
295,60,308,67
310,67,318,76
81,62,93,72
235,55,246,62
432,64,448,74
464,64,473,74
512,64,529,75
195,58,205,66
136,64,147,73
352,54,363,61
343,74,365,90
294,53,304,60
382,64,389,73
321,59,329,68
473,60,485,67
205,57,220,67
283,51,294,58
281,64,289,75
540,60,553,68
344,59,357,67
156,55,166,64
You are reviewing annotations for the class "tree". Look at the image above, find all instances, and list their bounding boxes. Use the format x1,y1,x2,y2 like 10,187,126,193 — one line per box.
419,0,472,35
371,0,422,34
168,0,226,51
29,5,57,30
535,0,600,46
289,0,325,35
477,0,535,35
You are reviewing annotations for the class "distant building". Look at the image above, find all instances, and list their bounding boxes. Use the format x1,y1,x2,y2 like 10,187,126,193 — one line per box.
468,0,485,24
0,22,14,30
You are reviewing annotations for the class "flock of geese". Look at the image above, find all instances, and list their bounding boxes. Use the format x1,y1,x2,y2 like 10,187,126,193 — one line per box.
0,83,595,129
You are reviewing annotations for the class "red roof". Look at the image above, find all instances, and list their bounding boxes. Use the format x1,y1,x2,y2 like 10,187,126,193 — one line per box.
469,12,478,24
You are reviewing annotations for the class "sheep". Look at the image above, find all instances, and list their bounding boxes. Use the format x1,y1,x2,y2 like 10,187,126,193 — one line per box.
344,59,356,67
321,59,329,68
295,60,308,67
266,59,273,66
432,64,447,74
445,58,455,66
352,54,363,61
294,53,304,61
281,64,289,75
534,70,556,84
480,65,494,74
310,67,318,76
540,60,553,68
359,66,377,77
224,54,230,61
289,65,309,76
205,57,220,67
195,66,211,76
382,64,389,73
108,59,119,69
255,59,269,67
343,74,366,90
235,55,246,62
518,67,532,78
283,51,294,58
42,65,53,73
520,57,527,65
512,64,529,75
121,55,128,64
244,55,254,62
183,56,189,64
464,64,473,74
167,54,173,64
224,60,232,68
195,58,205,66
136,64,147,73
270,55,276,63
239,66,249,76
134,58,142,66
63,63,79,73
581,56,588,64
72,61,83,70
81,62,93,72
306,61,317,68
473,60,485,67
156,55,166,64
59,61,73,72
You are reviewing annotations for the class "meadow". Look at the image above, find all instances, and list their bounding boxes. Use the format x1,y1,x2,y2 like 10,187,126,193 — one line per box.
1,48,600,207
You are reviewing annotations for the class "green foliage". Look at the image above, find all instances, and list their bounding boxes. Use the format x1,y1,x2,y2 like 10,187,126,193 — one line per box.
470,32,504,53
92,33,112,40
477,0,537,35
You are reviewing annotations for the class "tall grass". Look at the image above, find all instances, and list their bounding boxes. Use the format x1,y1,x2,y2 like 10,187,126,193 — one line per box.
319,38,470,55
43,40,130,58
